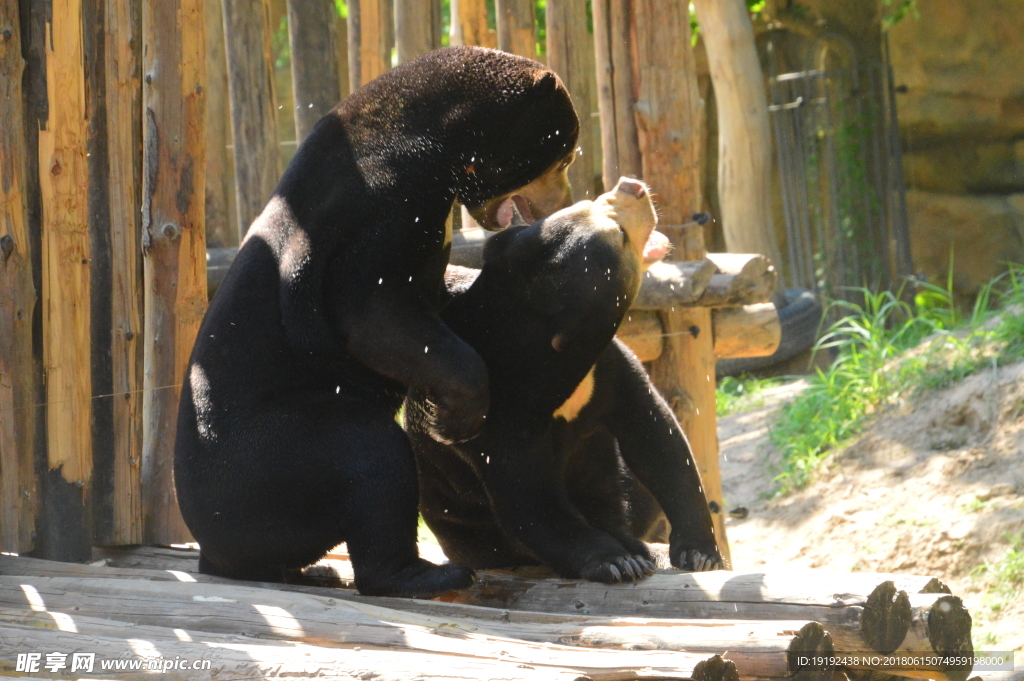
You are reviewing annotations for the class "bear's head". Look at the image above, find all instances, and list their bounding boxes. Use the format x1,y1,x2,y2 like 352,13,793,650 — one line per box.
480,177,668,353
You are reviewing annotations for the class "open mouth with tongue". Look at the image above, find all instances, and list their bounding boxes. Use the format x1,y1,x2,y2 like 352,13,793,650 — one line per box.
495,194,536,229
642,230,670,268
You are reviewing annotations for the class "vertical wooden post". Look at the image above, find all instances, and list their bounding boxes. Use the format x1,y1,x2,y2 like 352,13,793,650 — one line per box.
36,0,94,561
450,0,496,48
394,0,440,65
693,0,783,266
142,0,207,544
496,0,535,59
348,0,392,89
205,0,239,248
630,0,730,564
0,0,39,554
288,0,343,141
545,0,597,199
93,0,145,545
335,4,350,97
592,0,640,191
222,0,280,236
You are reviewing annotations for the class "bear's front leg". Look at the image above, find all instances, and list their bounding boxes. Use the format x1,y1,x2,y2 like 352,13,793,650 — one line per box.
600,341,725,572
344,287,489,444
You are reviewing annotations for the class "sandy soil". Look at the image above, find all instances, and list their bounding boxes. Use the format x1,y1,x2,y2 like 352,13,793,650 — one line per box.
719,361,1024,650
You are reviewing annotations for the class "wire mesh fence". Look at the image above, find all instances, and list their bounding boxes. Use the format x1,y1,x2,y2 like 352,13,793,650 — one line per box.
767,56,913,306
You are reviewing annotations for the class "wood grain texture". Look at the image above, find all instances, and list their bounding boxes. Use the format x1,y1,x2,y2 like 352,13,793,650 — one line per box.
449,0,496,48
692,0,782,265
38,0,93,490
142,0,207,543
102,0,145,545
288,0,343,141
394,0,440,64
496,0,535,59
545,0,597,199
204,0,239,247
349,0,392,89
628,0,728,563
0,550,968,678
712,303,781,359
0,575,726,680
0,0,39,554
84,0,144,547
222,0,280,235
592,0,640,190
616,310,663,362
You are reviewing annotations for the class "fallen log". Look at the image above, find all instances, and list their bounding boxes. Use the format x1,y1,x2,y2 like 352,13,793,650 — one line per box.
0,576,735,681
0,560,830,681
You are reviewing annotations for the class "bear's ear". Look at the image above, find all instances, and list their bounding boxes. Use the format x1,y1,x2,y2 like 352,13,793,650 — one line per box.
550,312,590,352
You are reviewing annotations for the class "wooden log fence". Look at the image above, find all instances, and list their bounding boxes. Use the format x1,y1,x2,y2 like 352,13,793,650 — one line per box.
0,0,38,555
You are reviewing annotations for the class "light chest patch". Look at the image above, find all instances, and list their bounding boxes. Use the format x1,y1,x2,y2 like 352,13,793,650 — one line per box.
553,367,595,422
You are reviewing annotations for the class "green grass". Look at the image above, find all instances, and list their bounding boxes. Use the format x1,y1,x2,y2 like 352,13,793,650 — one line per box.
767,264,1024,495
972,533,1024,613
716,376,784,417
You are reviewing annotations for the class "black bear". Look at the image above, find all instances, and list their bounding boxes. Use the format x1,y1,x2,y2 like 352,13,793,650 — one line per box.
407,178,723,583
174,47,580,598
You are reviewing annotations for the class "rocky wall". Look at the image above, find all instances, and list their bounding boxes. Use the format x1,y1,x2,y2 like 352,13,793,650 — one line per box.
889,0,1024,301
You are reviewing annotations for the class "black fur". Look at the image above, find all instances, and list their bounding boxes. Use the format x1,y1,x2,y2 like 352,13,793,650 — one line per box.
174,47,578,597
408,202,722,583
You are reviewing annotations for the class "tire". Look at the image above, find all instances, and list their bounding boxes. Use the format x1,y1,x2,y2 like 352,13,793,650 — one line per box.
716,288,823,377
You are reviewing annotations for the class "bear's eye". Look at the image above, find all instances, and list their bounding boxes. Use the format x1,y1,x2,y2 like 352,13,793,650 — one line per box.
558,155,572,171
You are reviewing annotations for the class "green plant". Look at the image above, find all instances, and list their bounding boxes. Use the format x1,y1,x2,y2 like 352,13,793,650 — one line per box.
768,264,1024,495
972,533,1024,608
882,0,919,31
716,375,783,416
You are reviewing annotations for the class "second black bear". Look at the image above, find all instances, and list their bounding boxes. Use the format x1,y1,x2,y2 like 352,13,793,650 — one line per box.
407,179,723,583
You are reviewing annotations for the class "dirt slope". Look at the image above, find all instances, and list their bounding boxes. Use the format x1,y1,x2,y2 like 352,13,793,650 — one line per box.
720,361,1024,650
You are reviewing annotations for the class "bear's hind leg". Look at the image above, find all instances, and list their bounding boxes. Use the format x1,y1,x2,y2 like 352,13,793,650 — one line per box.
340,416,475,598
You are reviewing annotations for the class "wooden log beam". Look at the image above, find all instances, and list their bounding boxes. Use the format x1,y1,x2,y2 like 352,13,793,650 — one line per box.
223,0,280,236
86,0,145,545
635,259,718,309
0,550,969,678
287,0,343,142
546,0,597,199
0,576,736,681
691,0,783,267
496,0,535,59
617,311,663,363
394,0,441,65
712,303,781,359
450,0,496,48
592,0,640,190
444,571,972,679
0,0,38,554
0,617,670,681
36,0,93,562
141,0,207,544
